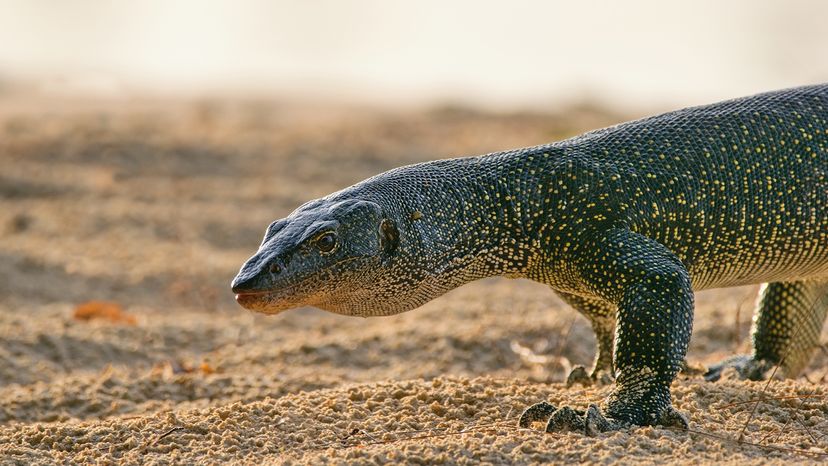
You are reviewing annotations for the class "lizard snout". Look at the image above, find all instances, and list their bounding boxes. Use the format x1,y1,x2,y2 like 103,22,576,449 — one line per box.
230,273,260,295
231,253,270,295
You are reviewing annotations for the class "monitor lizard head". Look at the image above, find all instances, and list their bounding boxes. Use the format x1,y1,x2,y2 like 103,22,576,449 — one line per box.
231,196,404,316
231,157,531,316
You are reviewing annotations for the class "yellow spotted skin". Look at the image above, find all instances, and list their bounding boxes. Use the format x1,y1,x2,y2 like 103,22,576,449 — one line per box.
233,84,828,431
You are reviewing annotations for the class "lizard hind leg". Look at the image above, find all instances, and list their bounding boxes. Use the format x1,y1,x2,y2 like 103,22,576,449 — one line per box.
705,280,828,381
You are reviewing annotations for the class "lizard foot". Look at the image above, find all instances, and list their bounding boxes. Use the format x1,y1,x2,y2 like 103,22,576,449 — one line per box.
519,403,625,436
704,355,774,381
565,366,614,387
519,402,688,436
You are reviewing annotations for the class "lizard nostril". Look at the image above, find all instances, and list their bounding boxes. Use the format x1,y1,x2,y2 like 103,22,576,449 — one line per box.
269,262,282,274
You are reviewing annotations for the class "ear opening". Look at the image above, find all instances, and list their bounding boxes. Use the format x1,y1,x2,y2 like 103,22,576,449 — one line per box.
379,219,399,255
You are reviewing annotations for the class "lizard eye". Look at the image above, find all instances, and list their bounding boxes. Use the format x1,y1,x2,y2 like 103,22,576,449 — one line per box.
315,232,337,253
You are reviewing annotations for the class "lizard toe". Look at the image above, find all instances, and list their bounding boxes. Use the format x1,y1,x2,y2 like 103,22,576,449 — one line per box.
584,404,627,436
517,401,557,428
656,405,689,430
545,406,586,433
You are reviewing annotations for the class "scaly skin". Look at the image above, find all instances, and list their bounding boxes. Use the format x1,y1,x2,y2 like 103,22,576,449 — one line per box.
232,84,828,434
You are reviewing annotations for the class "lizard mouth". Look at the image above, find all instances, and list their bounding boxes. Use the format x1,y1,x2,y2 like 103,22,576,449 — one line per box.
234,284,318,314
232,256,370,313
234,290,273,298
231,272,312,312
234,291,268,308
235,290,288,311
234,290,275,306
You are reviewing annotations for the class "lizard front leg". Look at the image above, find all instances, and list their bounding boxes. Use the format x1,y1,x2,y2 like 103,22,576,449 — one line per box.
520,228,693,433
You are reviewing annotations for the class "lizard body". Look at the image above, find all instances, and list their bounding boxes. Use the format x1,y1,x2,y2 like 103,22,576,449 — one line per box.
232,84,828,432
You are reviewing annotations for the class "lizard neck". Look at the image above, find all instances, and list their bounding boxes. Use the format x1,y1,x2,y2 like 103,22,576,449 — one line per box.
349,150,552,312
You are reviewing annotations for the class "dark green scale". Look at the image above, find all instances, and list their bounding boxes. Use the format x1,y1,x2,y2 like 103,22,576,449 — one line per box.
233,84,828,433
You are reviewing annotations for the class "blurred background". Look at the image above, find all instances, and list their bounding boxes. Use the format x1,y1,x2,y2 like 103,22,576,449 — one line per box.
0,0,826,429
2,0,828,110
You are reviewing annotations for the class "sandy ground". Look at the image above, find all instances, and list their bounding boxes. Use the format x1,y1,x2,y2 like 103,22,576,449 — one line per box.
0,96,826,464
